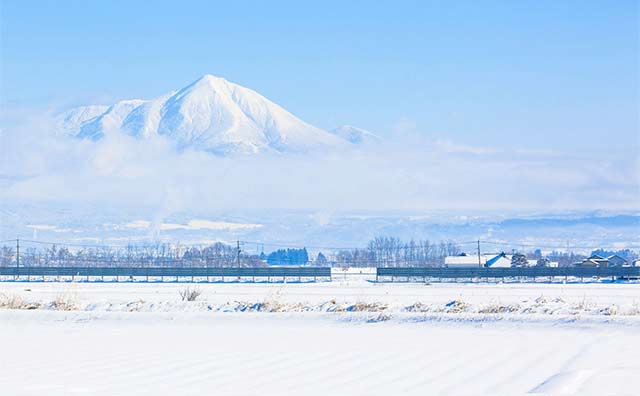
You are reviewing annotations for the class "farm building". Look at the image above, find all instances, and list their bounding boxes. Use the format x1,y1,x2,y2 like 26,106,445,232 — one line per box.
444,253,486,268
606,254,628,267
484,253,511,268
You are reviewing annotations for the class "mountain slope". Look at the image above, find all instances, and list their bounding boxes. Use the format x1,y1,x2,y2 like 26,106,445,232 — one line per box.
56,105,109,136
58,75,353,155
330,125,380,144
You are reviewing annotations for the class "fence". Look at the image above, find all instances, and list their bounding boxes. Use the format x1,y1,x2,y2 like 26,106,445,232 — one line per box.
1,265,638,283
376,266,640,282
0,266,332,283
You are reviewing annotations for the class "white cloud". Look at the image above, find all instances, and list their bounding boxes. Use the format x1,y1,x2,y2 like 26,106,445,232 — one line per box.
123,219,262,231
1,110,639,217
123,220,152,229
26,224,58,231
432,139,499,155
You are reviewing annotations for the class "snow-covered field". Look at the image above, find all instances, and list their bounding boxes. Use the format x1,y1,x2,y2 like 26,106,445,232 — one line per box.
1,281,639,395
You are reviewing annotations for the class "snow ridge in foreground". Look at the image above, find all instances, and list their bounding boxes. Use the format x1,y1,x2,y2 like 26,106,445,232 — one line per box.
2,292,640,320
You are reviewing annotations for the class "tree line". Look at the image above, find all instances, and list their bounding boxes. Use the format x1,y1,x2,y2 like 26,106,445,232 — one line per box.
1,239,636,268
0,242,264,268
0,238,462,268
327,237,461,267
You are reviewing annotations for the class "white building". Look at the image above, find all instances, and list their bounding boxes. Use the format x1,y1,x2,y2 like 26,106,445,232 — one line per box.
484,253,512,268
444,253,486,268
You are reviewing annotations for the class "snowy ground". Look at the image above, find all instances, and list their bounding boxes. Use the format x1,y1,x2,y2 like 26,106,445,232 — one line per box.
1,281,639,395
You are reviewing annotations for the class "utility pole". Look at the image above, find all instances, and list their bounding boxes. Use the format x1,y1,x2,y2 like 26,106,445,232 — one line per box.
236,240,241,267
16,238,20,268
477,239,481,268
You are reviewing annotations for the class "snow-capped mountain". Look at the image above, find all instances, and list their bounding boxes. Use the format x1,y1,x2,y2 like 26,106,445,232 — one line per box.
57,75,369,155
330,125,380,144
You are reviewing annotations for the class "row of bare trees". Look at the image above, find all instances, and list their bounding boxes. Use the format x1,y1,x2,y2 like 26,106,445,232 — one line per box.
1,238,461,268
0,242,264,268
3,238,623,268
329,237,461,267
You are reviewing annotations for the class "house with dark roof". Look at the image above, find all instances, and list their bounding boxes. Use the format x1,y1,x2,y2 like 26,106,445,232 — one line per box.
577,255,609,268
606,254,628,267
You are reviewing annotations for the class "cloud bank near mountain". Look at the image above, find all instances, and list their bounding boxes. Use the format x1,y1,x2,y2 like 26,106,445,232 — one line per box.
2,108,638,215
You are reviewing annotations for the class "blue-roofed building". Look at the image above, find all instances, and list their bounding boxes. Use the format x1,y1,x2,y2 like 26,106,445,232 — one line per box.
485,253,511,268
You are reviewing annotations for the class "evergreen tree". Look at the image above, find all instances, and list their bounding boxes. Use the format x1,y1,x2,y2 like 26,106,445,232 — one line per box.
511,253,528,267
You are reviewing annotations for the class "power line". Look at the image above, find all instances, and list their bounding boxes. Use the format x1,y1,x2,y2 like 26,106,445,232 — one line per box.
17,239,131,248
14,239,238,249
479,240,639,250
1,237,637,253
239,239,480,251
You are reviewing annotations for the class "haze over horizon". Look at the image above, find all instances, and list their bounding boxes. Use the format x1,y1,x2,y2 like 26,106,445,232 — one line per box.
1,0,639,245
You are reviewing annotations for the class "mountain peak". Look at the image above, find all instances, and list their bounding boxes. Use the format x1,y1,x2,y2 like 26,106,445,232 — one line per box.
178,74,233,97
193,73,229,87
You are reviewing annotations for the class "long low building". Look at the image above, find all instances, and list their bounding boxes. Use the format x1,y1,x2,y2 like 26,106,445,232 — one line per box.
444,254,486,268
444,253,513,268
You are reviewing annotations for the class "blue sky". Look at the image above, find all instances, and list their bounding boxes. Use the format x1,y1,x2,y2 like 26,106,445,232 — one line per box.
2,0,638,154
